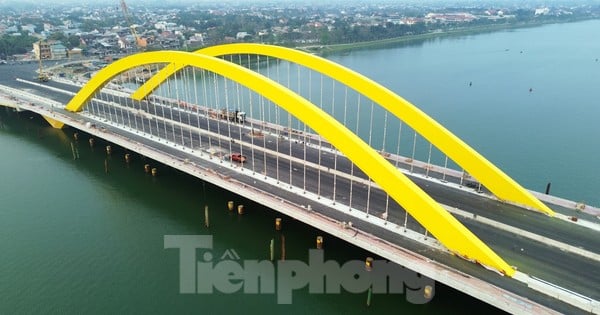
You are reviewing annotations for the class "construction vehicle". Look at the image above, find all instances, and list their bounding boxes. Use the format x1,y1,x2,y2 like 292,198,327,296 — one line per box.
120,0,147,51
219,109,246,123
230,153,247,163
37,71,49,82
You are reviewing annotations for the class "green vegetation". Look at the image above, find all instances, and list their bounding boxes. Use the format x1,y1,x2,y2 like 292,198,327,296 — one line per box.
47,32,81,49
0,34,38,58
302,16,596,55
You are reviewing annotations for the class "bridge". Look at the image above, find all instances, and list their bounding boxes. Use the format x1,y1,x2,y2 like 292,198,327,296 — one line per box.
1,44,598,314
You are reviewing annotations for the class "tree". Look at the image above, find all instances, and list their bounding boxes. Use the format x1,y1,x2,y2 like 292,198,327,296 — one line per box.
0,34,38,56
48,32,67,43
67,35,81,49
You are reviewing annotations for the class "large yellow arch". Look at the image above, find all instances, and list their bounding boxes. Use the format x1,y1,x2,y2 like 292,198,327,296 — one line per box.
65,51,515,276
134,44,553,216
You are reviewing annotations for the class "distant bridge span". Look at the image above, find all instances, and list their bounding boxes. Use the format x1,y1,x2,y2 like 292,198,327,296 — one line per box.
63,46,554,277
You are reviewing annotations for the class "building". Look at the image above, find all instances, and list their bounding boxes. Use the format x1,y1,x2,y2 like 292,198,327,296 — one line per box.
186,33,205,48
68,48,83,59
535,8,550,16
32,40,68,60
236,32,251,40
21,24,36,34
33,41,52,60
425,12,477,23
50,42,67,59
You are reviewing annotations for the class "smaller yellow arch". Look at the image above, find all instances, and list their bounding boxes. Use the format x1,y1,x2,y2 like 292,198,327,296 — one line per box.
65,51,515,276
134,44,553,216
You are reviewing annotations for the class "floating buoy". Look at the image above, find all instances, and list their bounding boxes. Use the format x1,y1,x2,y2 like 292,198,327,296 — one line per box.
275,218,282,231
365,257,374,271
106,145,112,155
73,132,78,141
88,138,94,147
237,204,244,215
151,168,157,177
144,164,151,173
316,236,323,249
424,285,433,299
125,153,131,163
227,201,234,211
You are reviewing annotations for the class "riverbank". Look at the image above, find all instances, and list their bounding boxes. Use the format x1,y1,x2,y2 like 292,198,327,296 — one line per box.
299,17,598,55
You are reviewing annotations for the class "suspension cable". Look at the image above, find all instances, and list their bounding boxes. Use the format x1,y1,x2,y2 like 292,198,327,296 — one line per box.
365,100,375,217
342,85,349,207
212,71,223,158
259,56,268,179
274,58,280,184
331,79,337,204
395,120,403,168
236,54,245,170
442,155,449,182
184,67,195,150
349,94,361,211
192,67,202,154
247,54,256,175
202,69,211,151
303,69,310,194
173,67,185,147
426,143,433,177
382,111,390,223
410,131,417,173
288,60,293,188
317,73,323,199
223,62,233,166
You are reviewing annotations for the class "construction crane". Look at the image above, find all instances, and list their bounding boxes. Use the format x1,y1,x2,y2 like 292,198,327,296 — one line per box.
119,0,146,51
37,40,49,82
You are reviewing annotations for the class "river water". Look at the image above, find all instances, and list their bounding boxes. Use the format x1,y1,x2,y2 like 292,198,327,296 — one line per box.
1,20,598,314
326,20,600,206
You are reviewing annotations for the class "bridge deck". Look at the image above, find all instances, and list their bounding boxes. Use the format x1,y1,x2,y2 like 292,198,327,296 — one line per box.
1,62,598,314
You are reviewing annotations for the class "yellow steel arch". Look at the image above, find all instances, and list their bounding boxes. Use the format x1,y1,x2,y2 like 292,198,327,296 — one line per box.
134,44,553,216
65,51,514,276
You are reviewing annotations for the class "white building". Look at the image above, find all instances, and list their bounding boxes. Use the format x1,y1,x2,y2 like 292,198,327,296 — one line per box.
535,8,550,15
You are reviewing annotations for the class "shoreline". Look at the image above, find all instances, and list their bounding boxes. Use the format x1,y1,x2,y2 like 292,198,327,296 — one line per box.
298,17,598,55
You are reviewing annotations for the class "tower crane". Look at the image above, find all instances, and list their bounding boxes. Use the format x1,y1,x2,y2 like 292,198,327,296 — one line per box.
119,0,146,51
37,40,49,82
